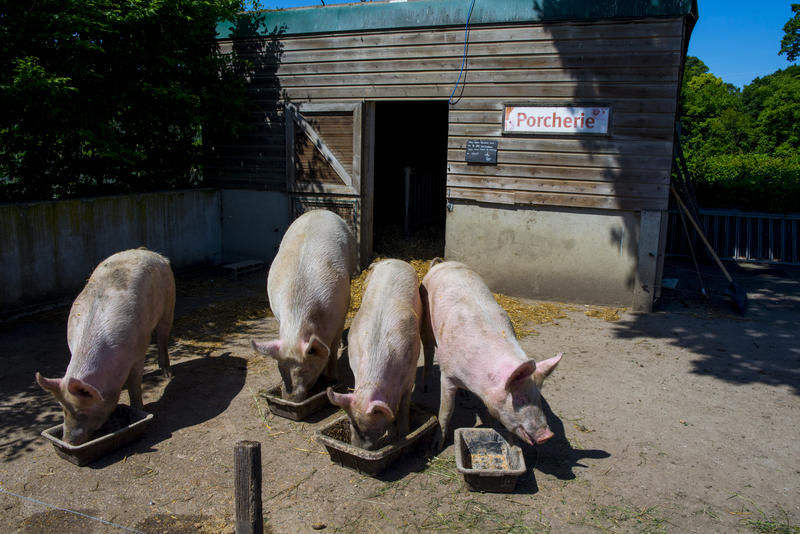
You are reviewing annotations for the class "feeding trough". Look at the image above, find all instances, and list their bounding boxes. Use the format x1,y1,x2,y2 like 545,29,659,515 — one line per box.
41,405,153,466
260,378,343,421
454,427,526,492
315,406,437,476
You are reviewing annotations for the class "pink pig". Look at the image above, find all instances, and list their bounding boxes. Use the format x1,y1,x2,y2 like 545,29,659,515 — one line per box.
251,210,357,402
35,248,175,445
420,260,562,449
327,259,422,449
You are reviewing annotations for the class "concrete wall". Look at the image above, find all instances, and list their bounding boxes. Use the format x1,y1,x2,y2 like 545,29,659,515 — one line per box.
1,187,666,314
1,189,222,314
444,202,662,310
221,190,288,263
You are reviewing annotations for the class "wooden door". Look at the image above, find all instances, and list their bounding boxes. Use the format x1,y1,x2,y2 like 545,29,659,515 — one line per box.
286,102,374,265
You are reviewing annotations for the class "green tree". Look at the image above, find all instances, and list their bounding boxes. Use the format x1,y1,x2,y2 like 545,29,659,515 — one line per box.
742,66,800,157
0,0,252,201
682,55,710,81
779,3,800,62
678,58,800,212
679,57,750,160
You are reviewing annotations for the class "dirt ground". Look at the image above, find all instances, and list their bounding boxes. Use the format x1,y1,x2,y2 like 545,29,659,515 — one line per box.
1,257,798,534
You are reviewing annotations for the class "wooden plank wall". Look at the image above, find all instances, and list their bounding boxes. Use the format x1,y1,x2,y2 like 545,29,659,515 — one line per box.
208,36,287,189
214,17,687,211
294,113,355,184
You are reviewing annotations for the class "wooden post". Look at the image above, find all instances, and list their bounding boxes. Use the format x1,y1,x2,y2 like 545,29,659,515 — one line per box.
234,440,263,534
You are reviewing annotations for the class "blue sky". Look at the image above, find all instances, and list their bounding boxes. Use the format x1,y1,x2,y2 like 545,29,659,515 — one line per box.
688,1,795,87
255,0,798,88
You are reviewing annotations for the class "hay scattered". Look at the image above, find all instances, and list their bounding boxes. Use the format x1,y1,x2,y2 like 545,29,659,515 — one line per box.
492,294,568,338
347,257,433,324
372,224,444,261
346,265,371,324
584,307,625,321
347,255,572,339
424,455,459,484
195,517,234,534
246,354,273,374
172,296,271,348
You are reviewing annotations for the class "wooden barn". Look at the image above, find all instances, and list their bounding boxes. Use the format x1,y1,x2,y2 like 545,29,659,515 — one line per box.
212,0,698,311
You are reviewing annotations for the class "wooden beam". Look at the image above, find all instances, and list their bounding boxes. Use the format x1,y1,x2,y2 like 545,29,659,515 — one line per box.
234,441,263,534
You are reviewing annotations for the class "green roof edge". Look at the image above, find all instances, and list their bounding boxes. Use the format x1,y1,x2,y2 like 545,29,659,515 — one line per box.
216,0,697,39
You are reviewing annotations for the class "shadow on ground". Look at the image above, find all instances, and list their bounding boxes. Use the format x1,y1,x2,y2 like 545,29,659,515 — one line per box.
615,257,800,395
88,352,249,467
408,363,609,491
0,266,267,465
0,310,71,463
521,397,610,488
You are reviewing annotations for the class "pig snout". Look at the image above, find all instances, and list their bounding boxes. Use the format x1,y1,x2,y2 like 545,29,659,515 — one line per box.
517,426,554,445
280,373,309,402
284,384,308,402
349,424,391,451
63,425,92,446
62,412,106,445
533,426,554,444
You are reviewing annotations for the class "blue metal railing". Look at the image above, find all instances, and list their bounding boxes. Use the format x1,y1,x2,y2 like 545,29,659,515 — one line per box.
666,208,800,266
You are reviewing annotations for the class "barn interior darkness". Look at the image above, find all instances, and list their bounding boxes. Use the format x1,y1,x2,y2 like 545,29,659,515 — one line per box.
372,101,448,256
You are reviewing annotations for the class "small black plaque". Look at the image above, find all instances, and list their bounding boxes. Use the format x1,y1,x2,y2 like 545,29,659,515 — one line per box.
465,139,498,164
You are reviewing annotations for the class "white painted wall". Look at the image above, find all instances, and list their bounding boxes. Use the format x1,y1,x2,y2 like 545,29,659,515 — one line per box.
444,202,661,310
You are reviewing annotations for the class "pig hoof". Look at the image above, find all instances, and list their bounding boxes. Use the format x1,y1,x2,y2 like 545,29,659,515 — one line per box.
162,369,173,379
430,428,444,452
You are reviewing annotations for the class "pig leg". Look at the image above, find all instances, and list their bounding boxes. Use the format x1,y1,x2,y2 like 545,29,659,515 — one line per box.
433,374,459,451
421,342,434,393
419,308,435,393
397,389,412,438
325,328,342,382
155,313,173,378
126,360,145,409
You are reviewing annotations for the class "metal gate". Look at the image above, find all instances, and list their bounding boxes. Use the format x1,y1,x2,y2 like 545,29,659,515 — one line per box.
666,208,800,265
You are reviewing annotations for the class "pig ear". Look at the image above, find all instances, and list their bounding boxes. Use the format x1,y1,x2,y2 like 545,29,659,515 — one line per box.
35,372,62,394
367,400,394,419
327,388,353,409
251,339,281,359
66,377,104,402
533,352,563,388
504,360,536,391
303,335,330,360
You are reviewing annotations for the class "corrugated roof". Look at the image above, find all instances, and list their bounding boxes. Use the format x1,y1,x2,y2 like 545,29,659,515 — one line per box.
216,0,697,39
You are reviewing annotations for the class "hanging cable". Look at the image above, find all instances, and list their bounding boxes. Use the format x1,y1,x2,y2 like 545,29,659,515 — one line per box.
448,0,476,105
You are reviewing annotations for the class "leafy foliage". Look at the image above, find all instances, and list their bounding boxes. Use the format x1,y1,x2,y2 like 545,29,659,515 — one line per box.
743,67,800,157
0,0,253,201
679,56,800,212
680,62,751,160
688,154,800,213
780,3,800,62
677,7,800,213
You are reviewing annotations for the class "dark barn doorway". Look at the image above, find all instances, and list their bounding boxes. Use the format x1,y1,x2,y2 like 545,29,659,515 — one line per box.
372,101,448,258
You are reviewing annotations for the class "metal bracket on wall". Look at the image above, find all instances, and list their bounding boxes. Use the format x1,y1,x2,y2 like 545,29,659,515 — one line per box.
291,196,360,236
